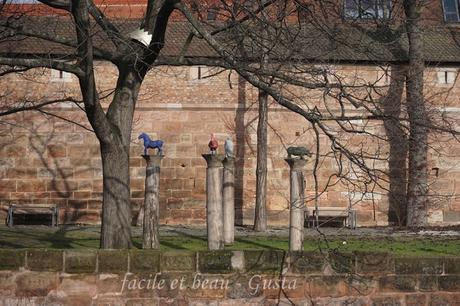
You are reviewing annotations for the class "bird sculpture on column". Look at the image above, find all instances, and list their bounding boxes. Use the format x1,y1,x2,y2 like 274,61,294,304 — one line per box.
208,133,218,155
224,136,234,158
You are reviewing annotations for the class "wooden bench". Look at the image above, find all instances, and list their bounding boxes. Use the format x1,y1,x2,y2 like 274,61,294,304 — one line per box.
305,206,357,229
7,204,58,227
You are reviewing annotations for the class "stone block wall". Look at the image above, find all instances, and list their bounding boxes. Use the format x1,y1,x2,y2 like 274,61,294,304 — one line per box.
0,249,459,305
0,63,459,226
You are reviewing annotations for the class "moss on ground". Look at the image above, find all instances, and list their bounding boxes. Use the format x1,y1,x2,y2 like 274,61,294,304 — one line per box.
0,226,459,256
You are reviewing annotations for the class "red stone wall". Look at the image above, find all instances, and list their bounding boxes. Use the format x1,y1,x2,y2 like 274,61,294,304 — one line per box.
0,249,459,305
0,63,459,226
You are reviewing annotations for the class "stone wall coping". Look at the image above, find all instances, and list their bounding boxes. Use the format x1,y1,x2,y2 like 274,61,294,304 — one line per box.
0,249,459,276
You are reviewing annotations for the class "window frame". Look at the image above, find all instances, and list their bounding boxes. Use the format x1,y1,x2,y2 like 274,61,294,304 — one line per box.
344,0,393,20
442,0,460,23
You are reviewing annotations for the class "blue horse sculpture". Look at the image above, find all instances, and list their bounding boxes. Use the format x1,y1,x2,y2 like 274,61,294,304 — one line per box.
138,133,164,156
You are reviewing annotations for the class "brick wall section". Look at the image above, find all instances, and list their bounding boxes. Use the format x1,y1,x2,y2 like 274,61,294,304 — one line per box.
0,64,459,226
0,249,459,305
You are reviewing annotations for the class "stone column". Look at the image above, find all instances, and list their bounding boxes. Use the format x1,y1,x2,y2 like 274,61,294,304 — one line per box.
285,158,307,251
142,154,164,249
223,157,235,245
202,154,225,250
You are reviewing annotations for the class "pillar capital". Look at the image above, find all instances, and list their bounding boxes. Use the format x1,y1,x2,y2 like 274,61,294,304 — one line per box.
142,154,164,167
202,154,225,168
285,158,308,171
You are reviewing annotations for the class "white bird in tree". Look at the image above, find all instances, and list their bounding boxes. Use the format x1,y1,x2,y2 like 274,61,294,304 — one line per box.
224,136,234,158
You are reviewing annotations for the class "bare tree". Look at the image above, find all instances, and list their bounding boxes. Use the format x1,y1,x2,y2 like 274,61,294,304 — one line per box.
177,0,459,229
254,88,268,231
1,0,179,248
404,0,428,226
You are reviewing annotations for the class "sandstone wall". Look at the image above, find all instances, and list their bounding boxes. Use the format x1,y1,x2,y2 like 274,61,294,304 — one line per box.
0,249,459,305
0,63,459,226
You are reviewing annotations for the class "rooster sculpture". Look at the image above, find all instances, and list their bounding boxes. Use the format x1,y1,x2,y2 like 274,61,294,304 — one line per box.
208,133,218,155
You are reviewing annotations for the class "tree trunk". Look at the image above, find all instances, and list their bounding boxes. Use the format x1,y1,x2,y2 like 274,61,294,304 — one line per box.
383,65,408,226
404,0,428,227
99,68,141,248
254,89,268,231
100,143,133,249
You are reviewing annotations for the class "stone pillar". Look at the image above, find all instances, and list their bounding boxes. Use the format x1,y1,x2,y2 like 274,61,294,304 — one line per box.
223,157,235,245
285,158,307,251
202,154,225,250
142,154,164,249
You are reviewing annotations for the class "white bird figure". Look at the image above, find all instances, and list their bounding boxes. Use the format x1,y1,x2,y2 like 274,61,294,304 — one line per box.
224,136,234,158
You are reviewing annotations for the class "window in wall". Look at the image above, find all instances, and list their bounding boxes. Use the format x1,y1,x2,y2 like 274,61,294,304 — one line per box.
442,0,460,22
344,0,392,19
436,68,458,85
189,66,210,81
207,6,218,21
51,69,72,82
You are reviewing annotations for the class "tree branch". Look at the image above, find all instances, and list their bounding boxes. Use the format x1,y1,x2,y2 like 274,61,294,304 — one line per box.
0,57,81,75
37,0,71,11
71,0,112,144
0,97,81,117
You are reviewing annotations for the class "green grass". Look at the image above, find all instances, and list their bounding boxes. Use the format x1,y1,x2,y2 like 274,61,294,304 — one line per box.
1,226,459,256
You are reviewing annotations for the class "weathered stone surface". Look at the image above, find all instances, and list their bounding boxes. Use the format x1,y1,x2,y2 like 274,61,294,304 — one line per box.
0,250,25,270
96,273,124,295
15,271,59,297
0,271,16,297
288,252,324,274
347,275,377,296
405,294,428,306
379,276,417,292
438,275,460,291
370,295,403,306
395,258,443,275
64,250,96,273
98,250,128,273
154,272,191,298
185,274,227,299
129,250,160,273
264,298,312,306
305,276,350,298
219,299,265,306
198,251,233,274
444,257,460,274
26,250,63,272
125,298,159,306
226,275,263,299
428,293,460,306
443,211,460,222
58,274,97,298
244,250,286,273
355,252,394,274
158,297,188,306
419,275,438,291
328,252,354,274
161,251,195,272
262,276,305,299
